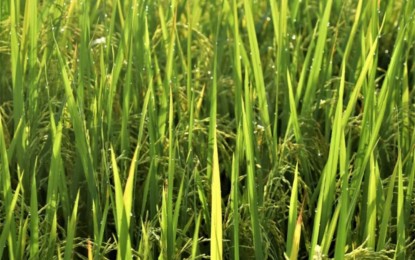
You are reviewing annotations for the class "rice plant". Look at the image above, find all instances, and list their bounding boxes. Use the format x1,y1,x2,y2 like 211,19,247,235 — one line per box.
0,0,414,259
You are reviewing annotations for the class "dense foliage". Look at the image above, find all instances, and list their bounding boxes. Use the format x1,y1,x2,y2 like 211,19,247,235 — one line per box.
0,0,414,259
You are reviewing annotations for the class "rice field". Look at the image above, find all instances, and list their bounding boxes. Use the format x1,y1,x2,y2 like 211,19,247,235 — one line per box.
0,0,415,259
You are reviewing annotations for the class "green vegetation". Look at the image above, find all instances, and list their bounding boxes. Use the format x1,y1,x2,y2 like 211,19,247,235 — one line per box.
0,0,414,259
